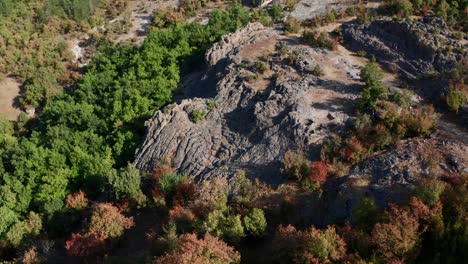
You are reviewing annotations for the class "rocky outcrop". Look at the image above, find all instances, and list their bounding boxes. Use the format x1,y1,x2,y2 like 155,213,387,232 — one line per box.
133,23,361,183
342,17,467,98
326,136,467,221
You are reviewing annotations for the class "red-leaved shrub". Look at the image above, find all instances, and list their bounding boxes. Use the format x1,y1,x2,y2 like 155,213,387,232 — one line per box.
66,191,89,210
88,203,134,239
309,161,328,185
154,233,241,264
65,233,106,256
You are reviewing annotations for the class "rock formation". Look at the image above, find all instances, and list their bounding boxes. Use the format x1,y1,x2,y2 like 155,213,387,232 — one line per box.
133,23,362,183
342,17,467,98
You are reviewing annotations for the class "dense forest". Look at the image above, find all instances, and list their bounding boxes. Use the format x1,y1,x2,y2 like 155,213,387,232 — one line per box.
0,0,467,263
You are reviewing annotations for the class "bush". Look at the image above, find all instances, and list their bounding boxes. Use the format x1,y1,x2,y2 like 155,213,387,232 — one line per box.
446,87,467,113
308,161,328,185
243,208,267,237
66,191,89,210
106,164,145,204
191,178,229,217
168,205,196,233
282,150,310,181
65,232,106,257
382,0,414,18
399,105,438,137
269,4,284,23
202,211,246,245
358,59,388,110
285,16,301,34
2,212,42,248
273,225,346,263
372,205,422,262
87,203,134,239
190,109,208,123
354,197,379,231
311,64,324,76
154,233,241,264
159,173,187,198
303,30,337,50
415,178,445,206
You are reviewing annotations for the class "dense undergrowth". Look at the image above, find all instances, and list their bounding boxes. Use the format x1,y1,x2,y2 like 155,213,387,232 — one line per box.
0,4,251,258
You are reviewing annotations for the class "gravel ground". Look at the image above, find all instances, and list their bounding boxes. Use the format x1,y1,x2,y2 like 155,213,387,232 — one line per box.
290,0,353,21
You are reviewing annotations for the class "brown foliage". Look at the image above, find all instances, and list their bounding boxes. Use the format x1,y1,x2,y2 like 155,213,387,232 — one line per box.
189,178,229,218
88,203,134,239
154,233,241,264
151,164,175,202
273,225,347,263
308,161,328,185
66,191,89,210
340,136,366,163
65,233,106,257
371,202,424,261
168,205,196,231
172,178,196,206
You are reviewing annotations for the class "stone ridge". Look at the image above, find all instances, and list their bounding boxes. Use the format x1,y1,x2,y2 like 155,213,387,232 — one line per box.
133,23,360,183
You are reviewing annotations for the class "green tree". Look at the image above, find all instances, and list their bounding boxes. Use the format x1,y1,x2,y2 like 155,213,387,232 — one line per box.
106,164,145,204
358,59,388,110
243,208,267,237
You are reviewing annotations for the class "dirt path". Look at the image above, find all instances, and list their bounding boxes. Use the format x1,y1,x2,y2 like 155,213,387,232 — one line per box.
0,76,22,120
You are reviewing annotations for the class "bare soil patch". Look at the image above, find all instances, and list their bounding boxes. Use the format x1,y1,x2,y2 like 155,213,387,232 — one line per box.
0,76,21,120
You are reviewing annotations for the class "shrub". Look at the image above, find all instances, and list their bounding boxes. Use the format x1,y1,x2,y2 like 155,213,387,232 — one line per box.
168,205,196,233
383,0,414,18
269,4,284,23
303,30,337,50
399,105,438,137
357,50,367,57
159,173,186,199
372,205,422,261
154,233,241,264
190,109,208,123
415,178,445,206
341,136,366,163
446,87,467,113
191,178,229,217
202,211,245,245
273,225,346,263
172,178,196,206
65,233,106,256
308,161,328,185
251,10,273,27
207,100,218,111
282,150,310,181
358,59,388,110
346,6,357,16
285,16,301,34
243,208,267,237
66,191,89,210
311,64,324,76
106,164,145,204
2,212,42,248
354,197,379,231
301,226,346,262
88,203,134,239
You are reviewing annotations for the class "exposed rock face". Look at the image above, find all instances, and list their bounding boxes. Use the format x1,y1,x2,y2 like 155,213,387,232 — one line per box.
342,17,467,98
327,135,467,221
133,23,362,183
290,0,352,21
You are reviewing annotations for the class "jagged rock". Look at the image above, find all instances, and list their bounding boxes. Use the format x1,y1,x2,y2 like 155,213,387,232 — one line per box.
327,137,467,222
133,23,361,183
342,17,467,98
